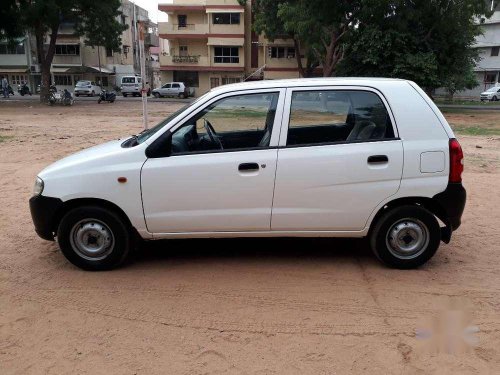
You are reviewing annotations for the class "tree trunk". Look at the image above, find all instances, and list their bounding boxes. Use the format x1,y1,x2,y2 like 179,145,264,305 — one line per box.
37,23,59,102
293,38,306,78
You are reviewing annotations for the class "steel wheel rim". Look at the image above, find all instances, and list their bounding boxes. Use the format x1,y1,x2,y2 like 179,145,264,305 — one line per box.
69,219,115,261
385,218,430,260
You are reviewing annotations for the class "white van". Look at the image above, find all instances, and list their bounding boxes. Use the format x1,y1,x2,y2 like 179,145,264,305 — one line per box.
120,76,142,97
30,78,466,270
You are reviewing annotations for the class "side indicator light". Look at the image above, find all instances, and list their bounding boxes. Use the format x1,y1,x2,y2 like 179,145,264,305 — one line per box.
117,177,127,183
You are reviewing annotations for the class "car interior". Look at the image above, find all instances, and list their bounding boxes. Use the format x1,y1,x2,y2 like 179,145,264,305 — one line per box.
167,90,394,155
170,94,279,154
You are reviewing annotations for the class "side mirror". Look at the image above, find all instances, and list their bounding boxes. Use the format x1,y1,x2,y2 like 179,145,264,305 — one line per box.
145,131,172,158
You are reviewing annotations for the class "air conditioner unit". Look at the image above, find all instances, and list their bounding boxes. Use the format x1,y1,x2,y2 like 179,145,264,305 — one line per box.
30,64,41,73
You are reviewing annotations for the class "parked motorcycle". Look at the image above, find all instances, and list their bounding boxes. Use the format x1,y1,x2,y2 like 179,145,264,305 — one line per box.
98,89,116,104
48,88,74,106
18,82,32,96
7,85,14,96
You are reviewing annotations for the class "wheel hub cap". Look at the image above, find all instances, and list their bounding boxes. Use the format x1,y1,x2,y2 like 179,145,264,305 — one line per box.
386,219,430,259
70,219,114,261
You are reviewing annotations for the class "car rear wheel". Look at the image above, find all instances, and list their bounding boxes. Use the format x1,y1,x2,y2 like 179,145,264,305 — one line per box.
370,205,441,269
57,206,132,271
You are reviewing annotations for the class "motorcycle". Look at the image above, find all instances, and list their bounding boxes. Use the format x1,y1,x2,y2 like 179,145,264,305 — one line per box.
98,89,116,104
18,82,32,96
7,85,14,96
48,87,74,106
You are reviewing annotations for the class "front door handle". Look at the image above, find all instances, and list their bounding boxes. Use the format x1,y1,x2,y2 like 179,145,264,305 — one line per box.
238,163,260,172
368,155,389,164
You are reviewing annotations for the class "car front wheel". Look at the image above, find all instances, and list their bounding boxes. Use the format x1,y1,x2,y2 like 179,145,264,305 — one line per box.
57,206,132,270
370,205,441,269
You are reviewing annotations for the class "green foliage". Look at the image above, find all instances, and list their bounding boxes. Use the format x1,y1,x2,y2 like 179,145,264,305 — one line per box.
0,0,23,40
338,0,494,91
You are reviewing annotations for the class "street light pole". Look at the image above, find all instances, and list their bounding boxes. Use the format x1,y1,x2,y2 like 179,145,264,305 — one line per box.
138,21,148,130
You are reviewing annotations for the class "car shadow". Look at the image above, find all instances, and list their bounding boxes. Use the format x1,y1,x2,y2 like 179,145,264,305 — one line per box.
131,237,374,266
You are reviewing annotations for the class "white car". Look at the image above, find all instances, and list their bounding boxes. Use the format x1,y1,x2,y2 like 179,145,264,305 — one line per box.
152,82,193,98
480,86,500,101
74,81,101,97
30,78,466,270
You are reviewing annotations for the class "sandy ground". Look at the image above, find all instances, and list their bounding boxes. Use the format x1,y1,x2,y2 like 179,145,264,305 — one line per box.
0,101,499,374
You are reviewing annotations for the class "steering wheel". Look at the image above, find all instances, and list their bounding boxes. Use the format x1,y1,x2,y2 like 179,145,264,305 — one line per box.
203,119,223,150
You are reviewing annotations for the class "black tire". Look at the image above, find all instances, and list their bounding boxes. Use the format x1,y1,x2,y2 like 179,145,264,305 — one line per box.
179,93,186,99
91,91,95,97
57,206,132,271
153,92,160,98
123,93,127,97
492,96,498,102
369,205,441,269
75,94,79,97
98,99,102,104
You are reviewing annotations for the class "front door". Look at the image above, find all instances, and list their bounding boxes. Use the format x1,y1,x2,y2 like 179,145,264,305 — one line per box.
141,89,285,234
272,88,404,231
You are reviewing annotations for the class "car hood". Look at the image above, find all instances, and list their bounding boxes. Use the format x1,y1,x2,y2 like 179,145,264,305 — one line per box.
38,139,127,179
481,91,494,95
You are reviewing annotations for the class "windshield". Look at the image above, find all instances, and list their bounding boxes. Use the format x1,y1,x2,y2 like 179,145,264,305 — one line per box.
76,81,90,87
486,87,499,92
136,94,208,144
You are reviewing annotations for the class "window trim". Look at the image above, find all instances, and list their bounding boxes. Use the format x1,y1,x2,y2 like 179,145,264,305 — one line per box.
278,86,400,147
146,88,286,158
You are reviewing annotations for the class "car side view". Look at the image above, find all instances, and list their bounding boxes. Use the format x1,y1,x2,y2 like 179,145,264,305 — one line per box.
30,78,466,270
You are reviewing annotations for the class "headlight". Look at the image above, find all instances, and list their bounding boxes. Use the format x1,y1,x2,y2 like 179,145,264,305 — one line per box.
33,177,44,196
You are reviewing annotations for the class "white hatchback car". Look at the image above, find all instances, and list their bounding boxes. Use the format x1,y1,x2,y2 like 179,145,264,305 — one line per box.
74,80,102,97
30,78,466,270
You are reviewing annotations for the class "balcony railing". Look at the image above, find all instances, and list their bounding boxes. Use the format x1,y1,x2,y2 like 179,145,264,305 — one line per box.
159,23,209,35
172,55,201,63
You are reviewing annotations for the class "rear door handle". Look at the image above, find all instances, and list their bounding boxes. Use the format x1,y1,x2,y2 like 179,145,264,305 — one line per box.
368,155,389,164
238,162,260,172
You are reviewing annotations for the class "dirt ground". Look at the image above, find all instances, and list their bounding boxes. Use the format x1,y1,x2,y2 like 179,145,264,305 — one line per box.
0,101,499,374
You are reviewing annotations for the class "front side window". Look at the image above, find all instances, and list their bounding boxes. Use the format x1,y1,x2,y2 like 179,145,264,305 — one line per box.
170,92,279,154
214,47,239,64
287,90,394,146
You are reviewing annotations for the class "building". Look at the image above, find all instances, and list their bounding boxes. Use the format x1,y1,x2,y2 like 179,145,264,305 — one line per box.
0,0,159,93
158,0,307,96
0,35,35,92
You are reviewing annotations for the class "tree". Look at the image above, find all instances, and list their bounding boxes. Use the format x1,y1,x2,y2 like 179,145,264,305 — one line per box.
0,1,23,41
14,0,127,101
239,0,319,77
338,0,494,94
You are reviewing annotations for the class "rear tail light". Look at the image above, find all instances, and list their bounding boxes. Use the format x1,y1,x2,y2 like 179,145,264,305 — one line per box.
449,138,464,183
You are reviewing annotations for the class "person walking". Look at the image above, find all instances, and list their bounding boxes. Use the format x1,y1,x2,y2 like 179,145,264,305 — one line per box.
1,76,9,98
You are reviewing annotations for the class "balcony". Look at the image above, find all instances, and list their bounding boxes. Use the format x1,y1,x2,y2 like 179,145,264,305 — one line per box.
159,22,209,38
52,55,82,65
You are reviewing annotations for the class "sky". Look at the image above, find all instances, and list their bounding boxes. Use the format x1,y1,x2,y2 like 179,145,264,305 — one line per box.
132,0,169,23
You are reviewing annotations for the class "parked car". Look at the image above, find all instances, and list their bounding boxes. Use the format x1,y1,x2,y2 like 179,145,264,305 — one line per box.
30,78,466,271
120,75,142,97
152,82,193,98
480,86,500,101
74,81,101,97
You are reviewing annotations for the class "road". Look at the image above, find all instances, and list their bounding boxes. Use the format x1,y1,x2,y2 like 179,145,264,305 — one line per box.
0,93,194,104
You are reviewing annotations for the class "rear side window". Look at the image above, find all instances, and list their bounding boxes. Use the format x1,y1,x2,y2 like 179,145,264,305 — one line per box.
172,83,180,88
287,90,395,146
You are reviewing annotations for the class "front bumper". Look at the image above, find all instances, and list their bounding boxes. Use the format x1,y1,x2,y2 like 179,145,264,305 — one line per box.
433,183,466,231
29,195,63,241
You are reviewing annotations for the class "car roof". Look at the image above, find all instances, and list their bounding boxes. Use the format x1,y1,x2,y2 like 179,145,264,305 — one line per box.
209,77,411,94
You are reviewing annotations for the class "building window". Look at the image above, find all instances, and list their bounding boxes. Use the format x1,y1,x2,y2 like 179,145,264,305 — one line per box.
98,76,109,87
492,47,500,57
54,75,72,86
0,42,25,54
106,47,113,57
212,13,240,25
484,72,497,83
178,15,187,27
214,47,239,64
173,70,199,87
179,45,188,56
210,77,220,88
222,77,241,85
10,74,28,85
268,46,295,59
54,44,80,55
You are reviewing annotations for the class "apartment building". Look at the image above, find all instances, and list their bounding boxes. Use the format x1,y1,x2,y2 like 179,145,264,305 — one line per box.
0,35,35,91
0,0,159,93
158,0,307,96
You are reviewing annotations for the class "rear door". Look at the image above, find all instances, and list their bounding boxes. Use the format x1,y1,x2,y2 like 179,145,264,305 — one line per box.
271,87,404,231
